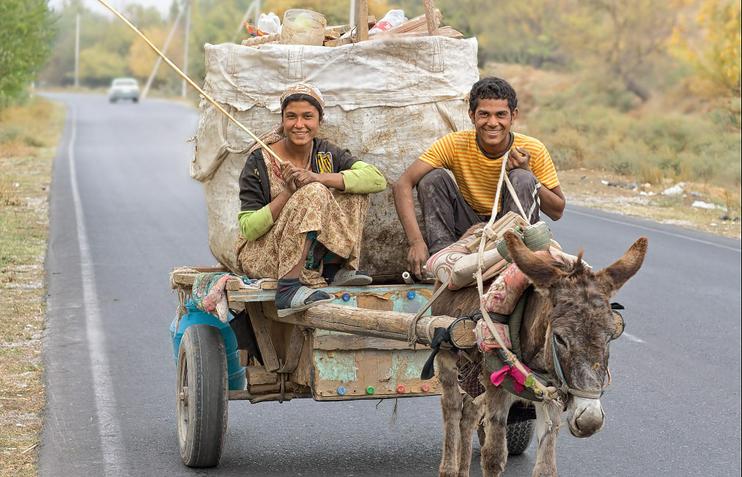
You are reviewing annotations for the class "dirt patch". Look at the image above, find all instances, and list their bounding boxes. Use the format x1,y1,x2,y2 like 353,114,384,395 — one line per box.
0,97,65,477
561,168,741,239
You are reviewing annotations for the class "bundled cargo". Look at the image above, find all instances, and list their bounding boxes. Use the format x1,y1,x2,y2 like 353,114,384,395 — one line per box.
193,36,479,279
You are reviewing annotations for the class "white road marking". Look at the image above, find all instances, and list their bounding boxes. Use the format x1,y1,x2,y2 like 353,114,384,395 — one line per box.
68,106,126,475
568,209,741,252
623,332,645,344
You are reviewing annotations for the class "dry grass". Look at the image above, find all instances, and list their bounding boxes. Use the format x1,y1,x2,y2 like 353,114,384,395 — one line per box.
560,169,741,239
0,97,65,477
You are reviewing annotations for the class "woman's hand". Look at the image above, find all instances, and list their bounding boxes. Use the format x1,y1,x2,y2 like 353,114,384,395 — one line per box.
280,163,299,193
291,169,322,188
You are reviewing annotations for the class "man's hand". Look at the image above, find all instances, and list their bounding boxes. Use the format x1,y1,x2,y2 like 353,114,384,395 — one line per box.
407,239,429,279
508,146,531,171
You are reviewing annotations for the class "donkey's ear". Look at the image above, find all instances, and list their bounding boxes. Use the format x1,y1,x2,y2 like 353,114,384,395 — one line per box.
595,237,648,296
504,231,563,288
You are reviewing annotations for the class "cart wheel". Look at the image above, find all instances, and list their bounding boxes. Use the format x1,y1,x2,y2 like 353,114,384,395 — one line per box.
176,324,228,467
476,418,534,456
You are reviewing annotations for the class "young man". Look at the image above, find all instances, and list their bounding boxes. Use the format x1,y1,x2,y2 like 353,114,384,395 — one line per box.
393,77,566,278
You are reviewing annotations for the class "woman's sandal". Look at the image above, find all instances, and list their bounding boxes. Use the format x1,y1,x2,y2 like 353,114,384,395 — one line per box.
276,285,335,317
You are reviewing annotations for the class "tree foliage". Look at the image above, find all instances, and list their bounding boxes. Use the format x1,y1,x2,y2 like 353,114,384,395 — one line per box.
0,0,55,108
36,0,741,110
671,0,741,97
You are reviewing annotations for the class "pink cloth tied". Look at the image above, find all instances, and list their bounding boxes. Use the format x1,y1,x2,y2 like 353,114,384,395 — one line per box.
490,364,529,394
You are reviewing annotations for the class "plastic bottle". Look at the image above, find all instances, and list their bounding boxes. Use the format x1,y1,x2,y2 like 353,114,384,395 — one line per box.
369,9,406,35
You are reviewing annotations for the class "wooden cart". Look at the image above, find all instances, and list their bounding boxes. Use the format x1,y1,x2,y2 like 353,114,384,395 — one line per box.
169,267,475,467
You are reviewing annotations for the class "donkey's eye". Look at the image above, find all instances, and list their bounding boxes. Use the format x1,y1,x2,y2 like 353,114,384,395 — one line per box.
553,333,568,348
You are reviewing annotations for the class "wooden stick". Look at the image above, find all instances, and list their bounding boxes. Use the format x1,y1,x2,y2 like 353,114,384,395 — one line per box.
423,0,438,34
262,303,476,348
356,0,369,41
95,0,286,165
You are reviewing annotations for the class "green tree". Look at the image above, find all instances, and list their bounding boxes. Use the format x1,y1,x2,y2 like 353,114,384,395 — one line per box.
0,0,56,107
671,0,741,98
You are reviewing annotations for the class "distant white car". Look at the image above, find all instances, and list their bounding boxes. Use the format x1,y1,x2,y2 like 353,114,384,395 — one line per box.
108,77,140,103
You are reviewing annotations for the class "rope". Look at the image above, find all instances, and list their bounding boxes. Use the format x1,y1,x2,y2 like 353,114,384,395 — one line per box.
95,0,286,166
474,157,557,401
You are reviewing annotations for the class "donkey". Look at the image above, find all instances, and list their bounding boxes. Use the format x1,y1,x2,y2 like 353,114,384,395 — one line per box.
432,230,648,477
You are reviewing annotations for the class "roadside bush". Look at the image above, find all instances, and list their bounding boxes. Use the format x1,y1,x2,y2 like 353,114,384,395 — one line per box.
529,90,741,190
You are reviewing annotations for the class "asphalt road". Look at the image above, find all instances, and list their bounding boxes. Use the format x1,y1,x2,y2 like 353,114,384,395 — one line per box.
39,93,741,477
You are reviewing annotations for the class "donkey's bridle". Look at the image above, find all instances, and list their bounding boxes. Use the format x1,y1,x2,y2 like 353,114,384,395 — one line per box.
550,334,607,400
549,302,623,400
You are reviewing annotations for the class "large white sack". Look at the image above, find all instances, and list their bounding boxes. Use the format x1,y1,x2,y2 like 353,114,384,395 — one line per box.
193,37,479,280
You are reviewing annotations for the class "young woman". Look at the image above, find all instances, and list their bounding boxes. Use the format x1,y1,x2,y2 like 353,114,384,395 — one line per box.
236,83,387,317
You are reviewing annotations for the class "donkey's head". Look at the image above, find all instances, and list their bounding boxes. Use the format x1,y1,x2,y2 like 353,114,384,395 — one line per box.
504,231,648,438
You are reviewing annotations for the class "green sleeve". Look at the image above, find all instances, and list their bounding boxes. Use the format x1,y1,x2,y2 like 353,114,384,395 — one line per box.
340,161,387,194
238,206,274,241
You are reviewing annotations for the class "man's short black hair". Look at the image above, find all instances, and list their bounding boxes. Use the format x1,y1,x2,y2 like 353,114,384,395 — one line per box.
281,93,324,120
468,77,518,113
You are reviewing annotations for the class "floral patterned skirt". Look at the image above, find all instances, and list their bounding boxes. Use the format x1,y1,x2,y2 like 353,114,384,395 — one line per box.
236,182,369,287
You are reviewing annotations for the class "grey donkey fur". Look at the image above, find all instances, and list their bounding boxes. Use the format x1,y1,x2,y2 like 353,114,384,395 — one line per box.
432,230,648,477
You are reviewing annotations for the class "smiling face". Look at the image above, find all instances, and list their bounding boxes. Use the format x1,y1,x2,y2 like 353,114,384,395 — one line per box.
468,98,517,154
282,100,321,147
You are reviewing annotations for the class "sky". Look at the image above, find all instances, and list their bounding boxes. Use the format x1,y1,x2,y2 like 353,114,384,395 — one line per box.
49,0,174,17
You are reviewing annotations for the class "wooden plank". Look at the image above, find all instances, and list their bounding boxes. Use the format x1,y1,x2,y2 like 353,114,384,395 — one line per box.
356,294,393,311
356,0,369,41
239,349,249,367
378,11,441,37
245,365,277,385
262,303,476,348
277,326,306,373
313,334,423,351
324,37,354,47
311,348,441,399
246,302,280,372
423,0,438,34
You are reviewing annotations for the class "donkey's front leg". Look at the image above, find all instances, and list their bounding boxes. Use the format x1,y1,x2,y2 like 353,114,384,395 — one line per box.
532,400,563,477
479,386,512,477
456,393,485,477
437,351,464,477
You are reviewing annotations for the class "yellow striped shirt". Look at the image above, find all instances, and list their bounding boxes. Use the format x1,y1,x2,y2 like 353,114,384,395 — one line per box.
419,130,559,215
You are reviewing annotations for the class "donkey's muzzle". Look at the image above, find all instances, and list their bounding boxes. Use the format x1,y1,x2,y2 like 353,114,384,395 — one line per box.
567,397,605,438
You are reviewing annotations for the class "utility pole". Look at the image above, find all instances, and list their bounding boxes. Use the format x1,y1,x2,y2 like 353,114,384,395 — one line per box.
181,0,191,98
74,13,80,88
142,4,186,100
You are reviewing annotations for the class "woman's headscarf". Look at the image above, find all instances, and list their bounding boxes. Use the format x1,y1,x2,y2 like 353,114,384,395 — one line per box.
280,82,325,111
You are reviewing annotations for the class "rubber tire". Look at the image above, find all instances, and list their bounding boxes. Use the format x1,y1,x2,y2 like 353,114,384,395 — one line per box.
477,419,535,456
505,419,534,455
176,325,228,468
132,97,139,103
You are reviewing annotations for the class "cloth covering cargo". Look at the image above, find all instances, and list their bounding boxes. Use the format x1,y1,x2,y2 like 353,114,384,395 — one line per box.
193,37,479,276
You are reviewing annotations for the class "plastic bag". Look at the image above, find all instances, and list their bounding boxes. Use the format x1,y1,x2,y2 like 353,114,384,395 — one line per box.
257,12,281,35
369,9,406,35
